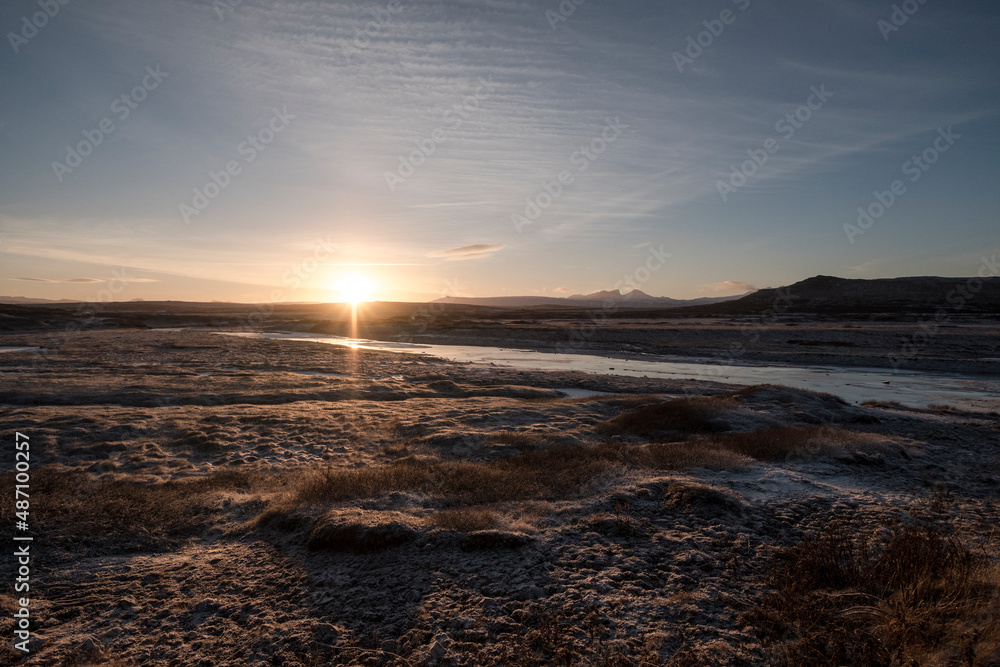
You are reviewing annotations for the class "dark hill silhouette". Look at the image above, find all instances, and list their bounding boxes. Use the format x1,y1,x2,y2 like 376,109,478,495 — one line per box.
670,275,1000,315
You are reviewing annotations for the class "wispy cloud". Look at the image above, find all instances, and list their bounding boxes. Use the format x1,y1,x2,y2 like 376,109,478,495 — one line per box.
11,277,160,283
702,281,757,294
407,201,497,209
428,244,505,261
12,277,102,283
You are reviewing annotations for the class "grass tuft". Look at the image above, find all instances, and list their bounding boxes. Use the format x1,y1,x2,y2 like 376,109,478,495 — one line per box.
488,430,550,451
664,482,743,516
289,436,765,510
431,507,499,532
710,426,822,461
642,441,753,470
744,519,1000,666
0,467,288,557
292,447,619,506
596,396,732,439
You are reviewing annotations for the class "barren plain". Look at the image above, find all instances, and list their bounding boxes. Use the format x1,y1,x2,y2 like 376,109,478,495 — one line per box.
0,315,998,665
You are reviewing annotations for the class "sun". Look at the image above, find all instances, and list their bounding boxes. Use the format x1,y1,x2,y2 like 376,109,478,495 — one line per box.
334,274,375,304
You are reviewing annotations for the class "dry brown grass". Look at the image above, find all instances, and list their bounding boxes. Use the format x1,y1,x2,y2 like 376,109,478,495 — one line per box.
27,469,208,546
597,387,876,463
744,519,1000,666
710,426,822,461
431,507,499,532
307,510,419,552
488,430,551,450
294,446,624,506
292,436,762,508
0,467,289,556
712,425,885,462
471,604,665,666
641,441,752,470
663,482,743,516
603,402,865,465
861,399,903,409
293,457,440,503
596,396,733,439
928,403,964,415
381,441,410,457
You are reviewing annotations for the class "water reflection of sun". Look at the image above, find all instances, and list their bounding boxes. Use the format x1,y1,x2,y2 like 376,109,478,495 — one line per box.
332,274,375,354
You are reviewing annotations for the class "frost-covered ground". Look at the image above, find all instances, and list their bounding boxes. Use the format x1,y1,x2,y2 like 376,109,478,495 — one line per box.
0,329,997,665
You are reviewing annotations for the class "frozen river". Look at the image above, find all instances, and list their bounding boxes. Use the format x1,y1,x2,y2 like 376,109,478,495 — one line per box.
218,332,1000,410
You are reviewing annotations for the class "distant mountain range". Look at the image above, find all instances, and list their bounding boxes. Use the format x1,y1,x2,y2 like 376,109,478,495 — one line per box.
432,288,749,309
4,275,998,314
0,296,83,304
430,275,1000,314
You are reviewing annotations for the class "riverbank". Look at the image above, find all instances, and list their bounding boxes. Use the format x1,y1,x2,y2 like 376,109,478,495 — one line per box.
348,316,1000,377
214,330,1000,412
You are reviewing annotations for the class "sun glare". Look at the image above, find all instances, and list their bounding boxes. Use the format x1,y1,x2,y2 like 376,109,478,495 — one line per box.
334,274,375,304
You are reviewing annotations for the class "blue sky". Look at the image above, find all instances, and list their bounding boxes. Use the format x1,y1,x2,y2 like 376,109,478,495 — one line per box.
1,0,998,302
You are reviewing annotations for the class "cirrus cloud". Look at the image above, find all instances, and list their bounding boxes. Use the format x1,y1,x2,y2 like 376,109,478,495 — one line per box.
702,280,758,294
427,244,505,261
11,277,160,283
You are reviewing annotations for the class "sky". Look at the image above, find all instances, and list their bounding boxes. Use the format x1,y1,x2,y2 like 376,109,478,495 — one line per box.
1,0,998,303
